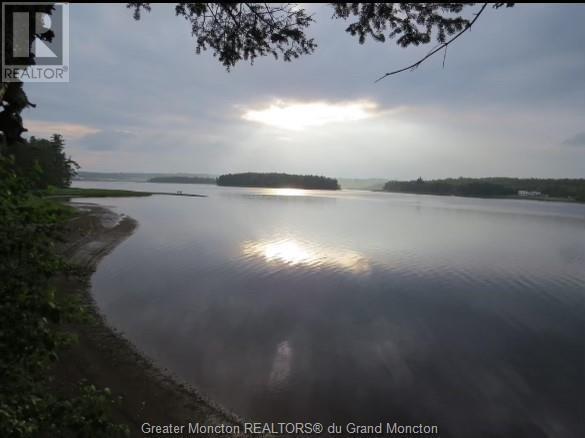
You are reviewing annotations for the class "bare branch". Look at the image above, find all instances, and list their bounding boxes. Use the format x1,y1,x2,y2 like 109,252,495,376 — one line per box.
375,3,488,82
442,44,448,68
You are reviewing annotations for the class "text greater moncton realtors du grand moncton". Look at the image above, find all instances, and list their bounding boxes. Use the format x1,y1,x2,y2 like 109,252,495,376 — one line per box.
141,421,440,436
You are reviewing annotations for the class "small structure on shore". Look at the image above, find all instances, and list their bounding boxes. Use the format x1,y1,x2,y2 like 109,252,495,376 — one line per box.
518,190,542,197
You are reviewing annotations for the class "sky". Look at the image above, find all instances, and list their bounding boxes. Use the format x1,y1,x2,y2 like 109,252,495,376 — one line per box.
24,3,585,179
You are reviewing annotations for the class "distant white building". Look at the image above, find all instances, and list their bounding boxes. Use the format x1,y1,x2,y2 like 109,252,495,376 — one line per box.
518,190,542,197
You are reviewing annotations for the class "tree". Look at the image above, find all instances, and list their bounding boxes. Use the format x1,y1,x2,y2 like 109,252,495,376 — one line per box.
216,172,340,190
331,3,514,81
10,134,79,189
0,4,53,145
129,3,317,69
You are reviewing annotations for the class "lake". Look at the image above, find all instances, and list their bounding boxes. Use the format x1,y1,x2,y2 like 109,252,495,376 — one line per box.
72,181,585,437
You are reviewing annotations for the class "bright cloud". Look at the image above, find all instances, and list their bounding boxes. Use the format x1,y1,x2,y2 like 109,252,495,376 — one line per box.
242,100,378,130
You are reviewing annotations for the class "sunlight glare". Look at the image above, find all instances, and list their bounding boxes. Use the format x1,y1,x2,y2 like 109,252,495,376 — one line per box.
242,238,370,273
242,100,377,130
265,188,306,196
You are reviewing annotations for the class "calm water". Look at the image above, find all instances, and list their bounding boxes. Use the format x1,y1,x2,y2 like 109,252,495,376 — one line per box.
73,181,585,437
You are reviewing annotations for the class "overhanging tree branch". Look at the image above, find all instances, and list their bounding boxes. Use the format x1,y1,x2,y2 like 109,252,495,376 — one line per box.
129,3,316,69
375,3,488,82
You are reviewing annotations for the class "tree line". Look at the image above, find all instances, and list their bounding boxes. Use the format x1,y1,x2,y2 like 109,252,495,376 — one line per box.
5,134,78,189
217,172,340,190
383,177,585,201
0,135,127,436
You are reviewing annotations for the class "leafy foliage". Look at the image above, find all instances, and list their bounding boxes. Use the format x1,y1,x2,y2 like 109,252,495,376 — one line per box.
217,172,340,190
331,3,514,46
0,158,127,437
332,3,473,46
128,2,317,69
126,2,518,70
126,3,515,73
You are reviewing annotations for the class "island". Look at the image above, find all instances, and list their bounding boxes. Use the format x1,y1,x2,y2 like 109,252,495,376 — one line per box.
382,177,585,202
148,176,216,184
216,172,340,190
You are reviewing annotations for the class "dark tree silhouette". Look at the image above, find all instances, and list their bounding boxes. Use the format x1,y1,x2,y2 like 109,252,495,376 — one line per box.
128,3,514,77
331,3,515,81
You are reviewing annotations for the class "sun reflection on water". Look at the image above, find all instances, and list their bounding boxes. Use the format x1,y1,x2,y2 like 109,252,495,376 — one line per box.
263,188,307,197
242,237,370,273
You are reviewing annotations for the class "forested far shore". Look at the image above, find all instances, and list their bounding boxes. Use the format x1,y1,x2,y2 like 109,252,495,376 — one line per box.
217,172,340,190
148,176,216,184
383,177,585,202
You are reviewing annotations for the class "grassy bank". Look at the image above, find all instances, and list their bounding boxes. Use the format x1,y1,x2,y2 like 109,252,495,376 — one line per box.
42,187,207,198
42,187,153,198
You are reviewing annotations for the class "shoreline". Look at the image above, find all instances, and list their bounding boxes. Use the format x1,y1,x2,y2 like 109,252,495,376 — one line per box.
374,190,583,204
43,187,206,198
53,201,242,437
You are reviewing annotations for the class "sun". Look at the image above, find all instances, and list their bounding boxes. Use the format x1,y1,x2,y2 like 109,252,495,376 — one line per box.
242,100,377,131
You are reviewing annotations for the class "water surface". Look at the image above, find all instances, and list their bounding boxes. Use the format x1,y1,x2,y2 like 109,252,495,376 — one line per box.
73,181,585,437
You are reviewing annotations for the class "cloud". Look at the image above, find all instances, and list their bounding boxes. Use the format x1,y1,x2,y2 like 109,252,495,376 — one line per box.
26,120,100,140
562,132,585,147
21,4,585,177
